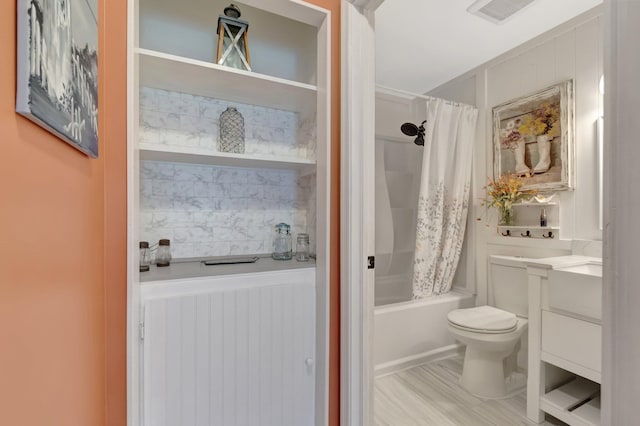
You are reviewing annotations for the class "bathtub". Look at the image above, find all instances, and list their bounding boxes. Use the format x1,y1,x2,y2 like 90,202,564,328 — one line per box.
374,290,475,376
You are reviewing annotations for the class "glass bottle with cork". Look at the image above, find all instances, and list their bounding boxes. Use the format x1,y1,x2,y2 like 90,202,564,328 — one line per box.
540,207,547,227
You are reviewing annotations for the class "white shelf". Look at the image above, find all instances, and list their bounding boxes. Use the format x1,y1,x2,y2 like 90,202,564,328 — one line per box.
573,397,601,426
513,202,559,207
540,378,600,426
140,143,316,172
497,225,559,230
137,48,317,114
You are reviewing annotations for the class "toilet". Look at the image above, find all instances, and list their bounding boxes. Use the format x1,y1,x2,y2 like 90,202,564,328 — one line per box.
448,255,531,399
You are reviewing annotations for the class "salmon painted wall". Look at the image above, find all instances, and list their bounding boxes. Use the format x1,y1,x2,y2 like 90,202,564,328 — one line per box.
0,0,105,425
102,0,128,425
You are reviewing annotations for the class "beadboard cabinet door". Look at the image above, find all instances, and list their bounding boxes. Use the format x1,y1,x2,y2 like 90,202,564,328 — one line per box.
141,271,316,426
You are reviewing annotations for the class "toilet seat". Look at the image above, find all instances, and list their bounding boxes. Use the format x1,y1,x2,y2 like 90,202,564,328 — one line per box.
448,306,518,334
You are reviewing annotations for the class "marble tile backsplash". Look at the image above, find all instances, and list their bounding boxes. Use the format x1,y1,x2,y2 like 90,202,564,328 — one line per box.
139,87,316,160
141,161,316,258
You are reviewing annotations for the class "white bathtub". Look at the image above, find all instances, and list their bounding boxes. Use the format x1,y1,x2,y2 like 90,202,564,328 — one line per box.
374,290,475,376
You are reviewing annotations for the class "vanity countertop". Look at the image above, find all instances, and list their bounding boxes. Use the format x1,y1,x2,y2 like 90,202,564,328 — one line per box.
140,255,316,283
524,255,602,270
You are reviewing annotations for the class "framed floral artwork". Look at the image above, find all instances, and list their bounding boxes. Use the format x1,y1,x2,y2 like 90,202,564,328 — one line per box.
493,80,574,191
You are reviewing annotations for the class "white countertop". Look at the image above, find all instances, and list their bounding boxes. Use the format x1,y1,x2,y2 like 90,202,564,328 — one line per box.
524,255,602,270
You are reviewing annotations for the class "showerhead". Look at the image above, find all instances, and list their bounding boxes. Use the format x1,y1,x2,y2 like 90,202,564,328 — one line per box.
400,122,419,137
401,121,426,146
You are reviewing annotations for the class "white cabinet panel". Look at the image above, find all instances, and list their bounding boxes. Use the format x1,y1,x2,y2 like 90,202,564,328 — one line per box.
142,270,315,426
542,310,602,374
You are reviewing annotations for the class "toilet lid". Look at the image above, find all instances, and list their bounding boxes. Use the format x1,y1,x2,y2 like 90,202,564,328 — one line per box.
448,306,517,333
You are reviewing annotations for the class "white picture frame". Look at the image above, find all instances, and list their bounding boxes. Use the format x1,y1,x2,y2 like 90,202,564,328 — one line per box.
493,80,574,191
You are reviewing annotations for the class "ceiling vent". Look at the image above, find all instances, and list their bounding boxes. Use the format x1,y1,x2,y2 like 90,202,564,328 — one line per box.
467,0,536,24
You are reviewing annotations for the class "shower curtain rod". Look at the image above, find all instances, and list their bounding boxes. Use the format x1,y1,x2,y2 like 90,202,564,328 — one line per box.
376,85,475,109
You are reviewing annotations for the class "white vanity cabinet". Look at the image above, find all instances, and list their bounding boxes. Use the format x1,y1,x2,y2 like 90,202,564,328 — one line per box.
527,256,602,426
140,267,316,426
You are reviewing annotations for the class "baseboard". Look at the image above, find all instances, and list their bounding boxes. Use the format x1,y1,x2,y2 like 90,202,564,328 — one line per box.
374,344,465,378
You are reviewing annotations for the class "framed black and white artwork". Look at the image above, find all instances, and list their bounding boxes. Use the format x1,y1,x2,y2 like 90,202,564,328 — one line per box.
16,0,99,158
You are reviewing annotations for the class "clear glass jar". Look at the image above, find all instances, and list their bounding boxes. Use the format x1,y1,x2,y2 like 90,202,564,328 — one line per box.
139,241,151,272
156,239,172,267
296,233,310,262
272,223,292,260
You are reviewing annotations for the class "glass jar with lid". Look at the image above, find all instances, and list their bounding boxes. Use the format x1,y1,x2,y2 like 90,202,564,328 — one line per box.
295,233,310,262
139,241,151,272
156,239,172,267
272,223,292,260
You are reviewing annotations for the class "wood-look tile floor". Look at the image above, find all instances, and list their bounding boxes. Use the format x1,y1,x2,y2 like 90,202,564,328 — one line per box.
375,355,567,426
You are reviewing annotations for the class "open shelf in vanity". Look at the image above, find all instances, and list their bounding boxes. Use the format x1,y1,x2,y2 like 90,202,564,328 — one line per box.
540,377,601,426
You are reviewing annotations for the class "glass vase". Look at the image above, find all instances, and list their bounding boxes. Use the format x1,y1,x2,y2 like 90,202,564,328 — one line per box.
500,206,514,225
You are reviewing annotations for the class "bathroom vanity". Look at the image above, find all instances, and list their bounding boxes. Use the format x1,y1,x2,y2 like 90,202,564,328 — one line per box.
526,256,603,426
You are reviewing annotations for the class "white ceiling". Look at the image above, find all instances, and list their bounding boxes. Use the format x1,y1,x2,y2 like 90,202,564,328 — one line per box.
375,0,602,94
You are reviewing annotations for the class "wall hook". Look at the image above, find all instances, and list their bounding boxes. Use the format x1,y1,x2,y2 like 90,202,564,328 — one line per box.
501,229,511,237
521,230,531,238
542,231,555,239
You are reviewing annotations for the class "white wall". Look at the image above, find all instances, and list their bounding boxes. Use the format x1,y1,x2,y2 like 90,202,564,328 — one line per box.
429,6,604,303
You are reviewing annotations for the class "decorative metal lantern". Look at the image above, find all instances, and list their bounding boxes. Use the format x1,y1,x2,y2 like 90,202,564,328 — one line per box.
216,4,251,71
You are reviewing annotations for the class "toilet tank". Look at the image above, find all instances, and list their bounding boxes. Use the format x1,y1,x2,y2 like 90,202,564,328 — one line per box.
489,255,531,318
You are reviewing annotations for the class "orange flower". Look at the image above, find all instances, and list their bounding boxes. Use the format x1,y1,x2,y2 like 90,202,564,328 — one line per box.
482,175,537,212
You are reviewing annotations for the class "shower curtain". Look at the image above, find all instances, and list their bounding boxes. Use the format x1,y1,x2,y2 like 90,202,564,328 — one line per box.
413,98,478,298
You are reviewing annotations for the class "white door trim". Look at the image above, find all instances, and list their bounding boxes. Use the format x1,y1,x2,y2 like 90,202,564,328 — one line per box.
340,1,378,425
601,0,640,424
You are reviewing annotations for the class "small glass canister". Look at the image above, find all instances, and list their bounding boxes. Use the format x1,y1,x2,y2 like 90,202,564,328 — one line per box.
156,239,172,267
272,223,292,260
139,241,151,272
295,233,310,262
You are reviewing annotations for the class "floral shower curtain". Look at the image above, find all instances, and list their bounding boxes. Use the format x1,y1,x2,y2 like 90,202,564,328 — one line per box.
413,98,478,298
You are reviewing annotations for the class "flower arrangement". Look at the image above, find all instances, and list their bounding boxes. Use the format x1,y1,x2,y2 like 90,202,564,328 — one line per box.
483,174,537,225
499,117,523,150
518,101,561,138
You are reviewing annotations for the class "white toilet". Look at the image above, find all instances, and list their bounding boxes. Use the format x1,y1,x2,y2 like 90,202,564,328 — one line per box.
448,255,531,399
